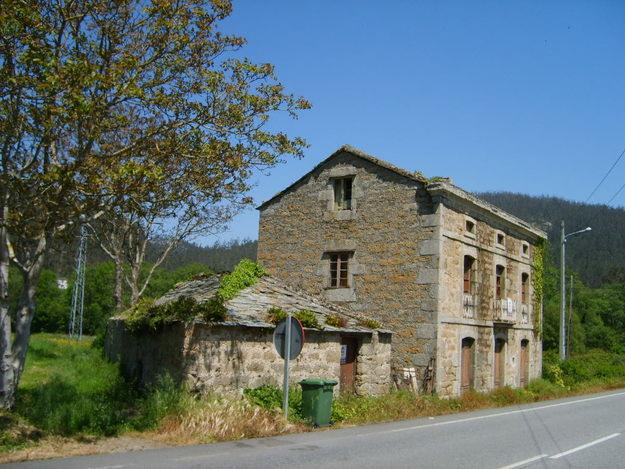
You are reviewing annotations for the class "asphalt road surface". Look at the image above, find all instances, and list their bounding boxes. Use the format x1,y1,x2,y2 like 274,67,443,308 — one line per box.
7,389,625,469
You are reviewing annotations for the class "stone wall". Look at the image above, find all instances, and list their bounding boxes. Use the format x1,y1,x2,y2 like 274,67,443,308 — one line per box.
105,319,391,396
435,201,542,396
258,150,439,384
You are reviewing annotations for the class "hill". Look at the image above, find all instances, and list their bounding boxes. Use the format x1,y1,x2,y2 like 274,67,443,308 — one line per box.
478,192,625,287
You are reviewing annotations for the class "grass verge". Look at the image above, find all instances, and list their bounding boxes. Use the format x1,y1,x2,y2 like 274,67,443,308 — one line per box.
2,335,625,463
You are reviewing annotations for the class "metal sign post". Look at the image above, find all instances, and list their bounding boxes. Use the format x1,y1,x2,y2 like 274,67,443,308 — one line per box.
282,314,292,418
273,314,305,420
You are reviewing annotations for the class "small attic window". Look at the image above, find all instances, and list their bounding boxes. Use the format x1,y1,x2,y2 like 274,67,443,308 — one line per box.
522,242,529,257
333,177,353,210
496,232,505,248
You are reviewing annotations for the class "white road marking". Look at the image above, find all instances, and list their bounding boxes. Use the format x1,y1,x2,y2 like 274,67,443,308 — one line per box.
389,390,625,434
498,454,547,469
549,433,621,459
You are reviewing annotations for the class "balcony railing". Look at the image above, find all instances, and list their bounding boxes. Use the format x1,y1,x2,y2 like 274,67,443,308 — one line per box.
493,298,517,323
462,294,477,319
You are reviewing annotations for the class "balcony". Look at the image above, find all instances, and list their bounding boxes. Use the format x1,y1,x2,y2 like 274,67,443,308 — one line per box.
463,294,477,319
493,298,517,324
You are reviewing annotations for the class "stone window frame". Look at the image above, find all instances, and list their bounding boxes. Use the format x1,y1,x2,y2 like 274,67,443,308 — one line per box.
464,215,477,240
494,230,506,250
493,330,508,388
329,251,351,288
495,263,506,300
521,241,530,259
520,270,530,305
332,176,354,211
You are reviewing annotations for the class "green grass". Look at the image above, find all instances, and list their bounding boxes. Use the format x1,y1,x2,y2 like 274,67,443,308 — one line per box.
2,334,189,451
5,334,625,457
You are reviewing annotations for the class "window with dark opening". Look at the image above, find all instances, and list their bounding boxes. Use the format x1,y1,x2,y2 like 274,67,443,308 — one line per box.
521,273,529,304
522,243,529,256
463,256,475,294
496,233,505,246
465,220,475,234
333,177,353,210
330,252,350,288
496,265,505,300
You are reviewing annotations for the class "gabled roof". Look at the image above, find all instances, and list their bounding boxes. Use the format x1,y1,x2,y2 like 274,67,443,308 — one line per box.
257,144,428,210
152,273,386,334
257,144,547,239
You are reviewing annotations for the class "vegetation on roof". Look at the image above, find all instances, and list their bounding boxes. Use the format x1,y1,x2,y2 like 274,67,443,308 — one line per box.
265,307,321,329
123,296,227,332
325,313,347,328
217,259,266,300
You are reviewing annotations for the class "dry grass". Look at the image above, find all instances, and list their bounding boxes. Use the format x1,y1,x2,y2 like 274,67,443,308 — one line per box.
152,396,308,445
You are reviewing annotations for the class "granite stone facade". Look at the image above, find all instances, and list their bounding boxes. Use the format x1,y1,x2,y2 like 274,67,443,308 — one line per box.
257,145,546,397
106,320,392,396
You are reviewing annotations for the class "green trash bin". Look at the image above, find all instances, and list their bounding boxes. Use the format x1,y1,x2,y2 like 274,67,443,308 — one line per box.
299,378,338,427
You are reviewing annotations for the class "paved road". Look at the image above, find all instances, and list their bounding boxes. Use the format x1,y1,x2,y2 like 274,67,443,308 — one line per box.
7,389,625,469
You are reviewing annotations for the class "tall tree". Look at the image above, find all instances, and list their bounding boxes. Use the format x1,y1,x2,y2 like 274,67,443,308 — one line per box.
0,0,309,408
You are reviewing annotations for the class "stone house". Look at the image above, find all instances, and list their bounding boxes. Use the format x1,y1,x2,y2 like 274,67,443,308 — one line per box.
257,145,547,397
105,273,392,396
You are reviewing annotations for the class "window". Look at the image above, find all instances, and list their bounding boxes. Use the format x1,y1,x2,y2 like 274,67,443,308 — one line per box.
333,177,353,210
495,265,505,300
496,232,505,247
463,256,475,294
521,273,529,304
465,220,475,235
522,243,529,257
330,252,350,288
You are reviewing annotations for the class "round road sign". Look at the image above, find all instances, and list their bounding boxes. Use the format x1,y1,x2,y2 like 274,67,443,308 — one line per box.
273,317,305,360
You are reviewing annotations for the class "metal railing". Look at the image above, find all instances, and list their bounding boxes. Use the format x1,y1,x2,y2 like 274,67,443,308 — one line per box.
462,293,477,319
493,298,517,323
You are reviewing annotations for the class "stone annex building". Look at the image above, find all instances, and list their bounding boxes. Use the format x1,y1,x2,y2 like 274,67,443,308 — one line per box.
257,145,547,397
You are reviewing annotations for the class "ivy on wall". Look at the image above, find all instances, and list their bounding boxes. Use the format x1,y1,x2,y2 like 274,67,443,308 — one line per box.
532,239,547,337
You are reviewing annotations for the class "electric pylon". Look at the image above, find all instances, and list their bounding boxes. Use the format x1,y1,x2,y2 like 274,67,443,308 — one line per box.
69,223,88,339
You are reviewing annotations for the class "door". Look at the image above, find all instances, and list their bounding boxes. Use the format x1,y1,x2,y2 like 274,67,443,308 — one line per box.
520,339,529,387
340,337,358,393
461,337,474,393
494,339,505,388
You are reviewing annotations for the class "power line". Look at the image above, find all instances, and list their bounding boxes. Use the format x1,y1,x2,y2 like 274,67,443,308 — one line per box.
606,181,625,206
585,147,625,203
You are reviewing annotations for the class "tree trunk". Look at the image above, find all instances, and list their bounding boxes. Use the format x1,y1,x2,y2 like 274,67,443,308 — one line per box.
0,202,14,409
11,266,41,395
114,259,124,312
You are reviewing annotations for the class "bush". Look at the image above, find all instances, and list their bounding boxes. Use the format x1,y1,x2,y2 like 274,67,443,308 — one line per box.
265,308,321,329
358,318,381,329
124,295,227,332
266,307,287,325
218,259,265,300
243,385,302,419
325,314,347,328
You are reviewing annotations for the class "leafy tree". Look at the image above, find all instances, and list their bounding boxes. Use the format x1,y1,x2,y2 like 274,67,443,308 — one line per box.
0,0,309,408
31,270,67,333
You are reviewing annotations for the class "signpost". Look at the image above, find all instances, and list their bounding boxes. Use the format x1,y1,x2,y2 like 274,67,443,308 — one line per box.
273,314,305,418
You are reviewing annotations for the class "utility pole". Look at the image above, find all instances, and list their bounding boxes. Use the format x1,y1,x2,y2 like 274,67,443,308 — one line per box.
567,274,574,359
560,221,566,360
560,222,591,361
69,220,88,339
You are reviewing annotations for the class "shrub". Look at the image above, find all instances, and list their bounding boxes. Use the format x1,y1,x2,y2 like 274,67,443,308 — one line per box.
218,259,266,300
265,308,321,329
124,295,227,332
325,314,347,328
358,318,381,329
243,385,302,419
295,310,320,329
266,307,287,324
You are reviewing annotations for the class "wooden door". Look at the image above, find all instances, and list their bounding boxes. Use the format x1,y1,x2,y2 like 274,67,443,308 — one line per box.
461,338,474,393
494,339,505,388
340,337,358,393
520,340,529,387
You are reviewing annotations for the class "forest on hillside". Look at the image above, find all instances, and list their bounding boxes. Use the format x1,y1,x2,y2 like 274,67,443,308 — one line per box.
479,192,625,287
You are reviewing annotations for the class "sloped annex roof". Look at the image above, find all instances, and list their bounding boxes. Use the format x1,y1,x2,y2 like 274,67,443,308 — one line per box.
257,144,546,240
152,273,387,334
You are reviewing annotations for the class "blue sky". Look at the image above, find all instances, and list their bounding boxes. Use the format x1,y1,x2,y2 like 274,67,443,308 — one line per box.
203,1,625,243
